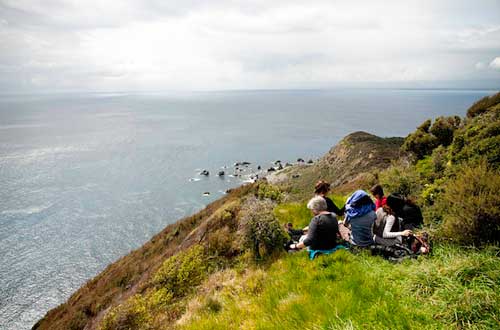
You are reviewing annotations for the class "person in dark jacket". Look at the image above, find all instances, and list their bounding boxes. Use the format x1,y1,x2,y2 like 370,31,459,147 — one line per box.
314,180,345,216
386,193,423,230
285,222,304,242
290,196,339,251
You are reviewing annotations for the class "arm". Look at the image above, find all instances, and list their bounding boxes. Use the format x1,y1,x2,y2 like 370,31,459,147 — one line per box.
288,228,304,236
329,202,343,216
383,215,412,238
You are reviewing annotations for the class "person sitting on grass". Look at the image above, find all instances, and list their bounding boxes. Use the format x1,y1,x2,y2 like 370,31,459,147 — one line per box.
284,222,304,242
314,180,345,216
384,193,424,230
284,222,307,251
370,184,387,210
373,200,412,247
338,190,376,247
289,196,339,251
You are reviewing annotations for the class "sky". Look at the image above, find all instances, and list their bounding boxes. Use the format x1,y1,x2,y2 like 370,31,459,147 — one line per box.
0,0,499,92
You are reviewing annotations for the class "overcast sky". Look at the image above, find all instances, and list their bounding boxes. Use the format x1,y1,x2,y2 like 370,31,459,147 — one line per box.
1,0,499,92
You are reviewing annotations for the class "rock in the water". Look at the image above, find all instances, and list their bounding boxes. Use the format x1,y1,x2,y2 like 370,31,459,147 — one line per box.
200,170,210,176
277,163,283,170
307,159,314,164
267,167,276,172
218,171,225,176
274,160,281,165
257,165,261,170
241,161,251,166
297,158,305,163
202,192,210,196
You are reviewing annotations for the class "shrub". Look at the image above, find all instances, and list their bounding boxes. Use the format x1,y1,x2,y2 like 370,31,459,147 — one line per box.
402,127,438,159
378,162,422,198
403,116,462,159
100,295,152,330
466,92,500,118
451,105,500,168
152,245,209,296
207,226,235,257
145,288,174,310
239,198,287,259
436,161,500,246
256,182,283,201
210,200,240,231
429,115,461,147
420,178,445,206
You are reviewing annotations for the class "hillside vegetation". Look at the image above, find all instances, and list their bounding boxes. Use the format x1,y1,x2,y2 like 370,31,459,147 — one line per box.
34,93,500,330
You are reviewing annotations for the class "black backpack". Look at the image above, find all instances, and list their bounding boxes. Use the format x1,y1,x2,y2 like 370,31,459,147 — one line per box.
401,203,423,229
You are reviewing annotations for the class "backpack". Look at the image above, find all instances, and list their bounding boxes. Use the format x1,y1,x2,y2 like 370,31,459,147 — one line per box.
370,243,415,262
401,203,423,229
408,232,431,255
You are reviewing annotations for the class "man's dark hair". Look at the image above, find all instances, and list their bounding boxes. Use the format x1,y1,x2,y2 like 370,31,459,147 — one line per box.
370,184,384,197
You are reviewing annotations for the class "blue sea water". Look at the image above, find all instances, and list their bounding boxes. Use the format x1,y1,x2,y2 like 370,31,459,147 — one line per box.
0,89,495,329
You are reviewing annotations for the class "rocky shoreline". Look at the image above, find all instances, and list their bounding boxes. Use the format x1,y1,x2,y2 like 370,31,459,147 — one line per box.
193,158,316,195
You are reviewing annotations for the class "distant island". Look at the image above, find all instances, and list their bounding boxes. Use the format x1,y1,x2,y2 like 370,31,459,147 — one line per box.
33,93,500,330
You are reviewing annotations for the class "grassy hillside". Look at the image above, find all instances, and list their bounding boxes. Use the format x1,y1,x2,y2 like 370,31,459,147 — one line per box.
34,93,500,330
177,246,500,330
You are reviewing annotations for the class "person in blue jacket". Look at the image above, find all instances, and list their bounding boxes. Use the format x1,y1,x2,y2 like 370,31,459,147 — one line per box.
338,190,376,247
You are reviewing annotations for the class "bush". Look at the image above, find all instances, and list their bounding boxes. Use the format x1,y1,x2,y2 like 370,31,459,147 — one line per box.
436,161,500,246
152,245,209,296
239,198,287,259
451,105,500,168
100,295,152,330
378,162,422,198
256,182,283,201
429,116,461,147
402,116,462,159
402,127,438,159
207,226,235,257
466,92,500,118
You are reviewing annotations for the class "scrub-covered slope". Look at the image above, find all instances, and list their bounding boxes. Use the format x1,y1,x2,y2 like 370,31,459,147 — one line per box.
33,92,500,330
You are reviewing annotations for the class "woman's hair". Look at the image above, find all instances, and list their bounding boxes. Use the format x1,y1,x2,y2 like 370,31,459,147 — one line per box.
382,204,393,215
314,180,331,194
370,184,384,197
386,193,405,212
307,196,328,213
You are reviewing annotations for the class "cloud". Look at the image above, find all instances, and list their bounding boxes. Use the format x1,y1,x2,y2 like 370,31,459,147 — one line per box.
489,57,500,70
0,0,499,92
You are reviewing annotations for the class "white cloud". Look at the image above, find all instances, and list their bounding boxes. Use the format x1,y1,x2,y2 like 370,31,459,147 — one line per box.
489,57,500,70
0,0,499,92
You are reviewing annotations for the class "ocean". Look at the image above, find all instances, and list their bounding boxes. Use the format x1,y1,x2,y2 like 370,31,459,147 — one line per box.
0,89,495,329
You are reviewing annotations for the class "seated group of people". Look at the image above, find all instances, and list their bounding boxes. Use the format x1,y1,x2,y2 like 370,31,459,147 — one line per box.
286,181,427,257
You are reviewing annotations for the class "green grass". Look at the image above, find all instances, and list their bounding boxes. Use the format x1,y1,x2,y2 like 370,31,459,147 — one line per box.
178,245,500,330
274,194,346,229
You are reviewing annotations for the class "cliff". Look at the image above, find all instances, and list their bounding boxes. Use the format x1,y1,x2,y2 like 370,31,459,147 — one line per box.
33,93,500,330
